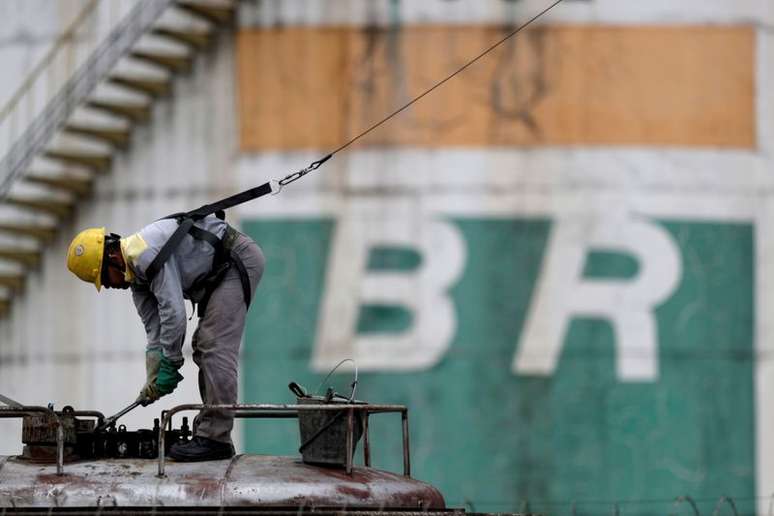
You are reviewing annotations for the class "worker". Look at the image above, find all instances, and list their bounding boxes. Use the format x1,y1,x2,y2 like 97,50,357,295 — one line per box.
66,215,264,461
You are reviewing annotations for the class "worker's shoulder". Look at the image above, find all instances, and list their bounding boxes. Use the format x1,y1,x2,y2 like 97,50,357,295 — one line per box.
137,218,179,243
122,219,178,278
195,215,228,235
133,215,229,258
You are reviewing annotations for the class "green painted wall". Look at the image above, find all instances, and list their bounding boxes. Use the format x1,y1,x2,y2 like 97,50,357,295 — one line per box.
241,218,754,515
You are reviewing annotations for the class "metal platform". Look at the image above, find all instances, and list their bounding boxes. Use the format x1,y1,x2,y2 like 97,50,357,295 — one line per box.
0,402,446,512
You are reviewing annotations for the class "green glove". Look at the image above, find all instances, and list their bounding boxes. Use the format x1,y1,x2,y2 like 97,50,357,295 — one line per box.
137,350,162,406
156,356,184,395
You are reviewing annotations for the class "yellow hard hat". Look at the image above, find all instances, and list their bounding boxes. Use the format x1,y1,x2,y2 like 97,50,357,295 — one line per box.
66,227,106,291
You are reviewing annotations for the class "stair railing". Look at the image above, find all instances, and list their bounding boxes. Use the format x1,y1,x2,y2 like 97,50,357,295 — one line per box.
0,0,176,198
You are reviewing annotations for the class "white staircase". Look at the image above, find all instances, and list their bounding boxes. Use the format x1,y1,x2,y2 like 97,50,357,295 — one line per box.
0,0,238,317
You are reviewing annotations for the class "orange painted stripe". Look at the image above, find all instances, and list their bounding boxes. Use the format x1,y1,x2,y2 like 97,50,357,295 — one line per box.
237,25,755,150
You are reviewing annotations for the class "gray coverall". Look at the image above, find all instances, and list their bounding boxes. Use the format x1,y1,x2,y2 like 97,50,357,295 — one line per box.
124,216,264,444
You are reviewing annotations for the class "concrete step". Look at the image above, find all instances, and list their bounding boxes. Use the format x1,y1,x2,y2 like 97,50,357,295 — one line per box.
152,27,213,50
176,1,235,25
130,51,193,74
44,150,111,173
108,75,171,98
0,274,24,292
0,224,57,242
5,196,73,218
85,100,151,123
64,124,131,149
0,248,40,268
24,173,93,196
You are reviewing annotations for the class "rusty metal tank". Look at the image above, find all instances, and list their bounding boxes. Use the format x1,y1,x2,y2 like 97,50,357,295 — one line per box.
0,402,446,511
0,455,444,509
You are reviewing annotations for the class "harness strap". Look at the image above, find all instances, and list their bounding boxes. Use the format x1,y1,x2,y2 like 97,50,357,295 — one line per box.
145,219,226,284
194,248,251,320
196,252,252,317
231,250,252,308
188,225,224,263
194,261,230,317
145,218,252,317
188,183,272,221
145,218,194,282
142,181,272,306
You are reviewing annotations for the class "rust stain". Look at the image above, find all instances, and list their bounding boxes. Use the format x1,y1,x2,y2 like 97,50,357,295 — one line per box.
335,484,371,499
180,475,223,501
36,473,95,487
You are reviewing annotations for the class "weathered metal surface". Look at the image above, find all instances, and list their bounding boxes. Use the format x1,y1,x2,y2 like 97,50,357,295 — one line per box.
18,406,104,464
0,402,437,510
22,412,78,444
0,455,445,509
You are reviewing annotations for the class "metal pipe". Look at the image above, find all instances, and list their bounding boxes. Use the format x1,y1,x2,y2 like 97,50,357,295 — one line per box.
161,410,171,431
159,403,405,412
157,416,167,478
0,393,22,407
56,423,64,475
345,407,354,475
402,409,411,477
363,413,371,467
229,411,298,418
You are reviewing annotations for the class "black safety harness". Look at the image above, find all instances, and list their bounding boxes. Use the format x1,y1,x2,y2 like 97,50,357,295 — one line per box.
140,155,332,317
143,211,248,317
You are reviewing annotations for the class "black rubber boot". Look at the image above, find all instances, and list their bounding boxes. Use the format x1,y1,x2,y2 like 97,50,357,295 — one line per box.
169,436,235,462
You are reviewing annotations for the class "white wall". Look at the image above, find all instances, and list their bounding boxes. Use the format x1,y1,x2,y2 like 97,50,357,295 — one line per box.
0,0,87,105
238,0,772,27
0,18,240,453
